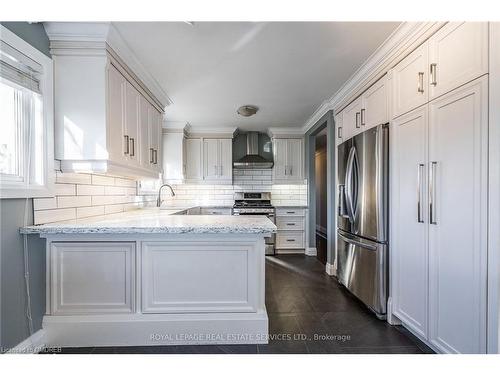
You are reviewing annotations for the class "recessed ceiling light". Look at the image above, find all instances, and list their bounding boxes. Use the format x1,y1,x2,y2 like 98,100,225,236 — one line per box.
237,105,259,117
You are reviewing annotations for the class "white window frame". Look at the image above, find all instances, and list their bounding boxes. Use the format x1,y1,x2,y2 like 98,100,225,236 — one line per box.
0,25,54,199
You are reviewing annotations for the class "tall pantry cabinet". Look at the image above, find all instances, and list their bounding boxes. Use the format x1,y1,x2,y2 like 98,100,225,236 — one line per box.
390,22,489,353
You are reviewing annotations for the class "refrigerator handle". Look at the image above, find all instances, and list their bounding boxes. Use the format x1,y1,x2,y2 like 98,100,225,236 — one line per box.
345,146,356,224
338,232,377,251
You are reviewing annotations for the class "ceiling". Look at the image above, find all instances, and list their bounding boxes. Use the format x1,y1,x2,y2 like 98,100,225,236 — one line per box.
113,22,400,131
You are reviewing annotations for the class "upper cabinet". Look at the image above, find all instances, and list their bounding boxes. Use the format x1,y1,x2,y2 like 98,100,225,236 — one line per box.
391,22,488,119
391,43,429,118
46,22,167,179
203,138,233,182
272,138,304,183
428,22,488,100
336,75,388,143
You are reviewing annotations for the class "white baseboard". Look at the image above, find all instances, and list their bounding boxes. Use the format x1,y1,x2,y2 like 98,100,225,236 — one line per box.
305,247,317,256
325,262,336,276
43,311,268,347
6,329,46,354
275,249,304,255
386,297,402,326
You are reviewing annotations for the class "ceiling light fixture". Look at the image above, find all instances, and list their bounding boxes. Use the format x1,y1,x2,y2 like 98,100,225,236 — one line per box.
237,105,259,117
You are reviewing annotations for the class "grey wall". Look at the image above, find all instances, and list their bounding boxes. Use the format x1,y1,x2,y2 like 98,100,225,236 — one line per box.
0,200,45,350
0,22,50,351
1,22,51,57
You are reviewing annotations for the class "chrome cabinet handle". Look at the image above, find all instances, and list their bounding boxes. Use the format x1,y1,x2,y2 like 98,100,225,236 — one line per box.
154,149,158,164
284,166,287,176
286,239,296,242
355,112,361,128
361,108,366,126
429,161,437,225
286,211,295,214
430,63,437,86
214,165,218,176
286,223,296,226
129,137,135,157
337,126,342,139
289,166,293,176
124,135,129,155
417,164,424,223
418,72,424,93
150,148,154,163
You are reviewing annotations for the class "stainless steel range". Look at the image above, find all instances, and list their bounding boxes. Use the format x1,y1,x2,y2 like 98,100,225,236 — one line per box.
232,192,275,255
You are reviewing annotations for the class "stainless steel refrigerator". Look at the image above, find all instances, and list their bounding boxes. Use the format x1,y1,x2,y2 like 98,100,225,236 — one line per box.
337,123,389,319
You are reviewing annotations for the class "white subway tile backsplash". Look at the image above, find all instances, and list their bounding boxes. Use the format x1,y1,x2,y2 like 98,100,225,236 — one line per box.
57,196,92,208
115,177,136,187
76,205,105,219
56,172,92,184
55,183,76,196
33,197,57,210
91,174,115,186
77,184,105,196
105,204,124,214
104,186,126,196
34,208,76,224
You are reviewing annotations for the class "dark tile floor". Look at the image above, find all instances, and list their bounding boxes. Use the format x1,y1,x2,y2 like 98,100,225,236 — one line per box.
42,255,433,354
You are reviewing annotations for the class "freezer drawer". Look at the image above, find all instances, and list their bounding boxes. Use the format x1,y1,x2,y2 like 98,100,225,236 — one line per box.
336,231,387,317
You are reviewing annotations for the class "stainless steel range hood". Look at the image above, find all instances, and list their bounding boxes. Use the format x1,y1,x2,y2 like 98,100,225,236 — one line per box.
233,132,274,169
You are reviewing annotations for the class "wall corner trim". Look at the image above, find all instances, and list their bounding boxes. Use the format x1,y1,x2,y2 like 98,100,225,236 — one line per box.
325,262,336,276
305,247,317,256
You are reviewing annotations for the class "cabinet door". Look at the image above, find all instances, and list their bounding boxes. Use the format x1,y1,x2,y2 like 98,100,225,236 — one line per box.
428,22,488,100
334,112,343,146
184,138,202,180
149,107,162,172
51,242,135,315
203,139,220,180
391,106,429,340
392,43,429,118
428,77,488,353
124,81,140,166
106,63,127,163
362,75,388,129
342,96,363,138
287,138,303,180
273,138,288,180
139,96,151,169
219,138,233,180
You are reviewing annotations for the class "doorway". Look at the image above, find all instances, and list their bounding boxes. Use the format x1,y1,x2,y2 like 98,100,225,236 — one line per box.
315,129,328,264
305,110,335,273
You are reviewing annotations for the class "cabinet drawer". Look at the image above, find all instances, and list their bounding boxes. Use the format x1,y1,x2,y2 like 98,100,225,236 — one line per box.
276,217,305,231
200,207,232,215
276,231,305,249
276,208,305,217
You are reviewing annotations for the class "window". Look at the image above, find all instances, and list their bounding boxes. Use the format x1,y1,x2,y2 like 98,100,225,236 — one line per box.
0,25,53,198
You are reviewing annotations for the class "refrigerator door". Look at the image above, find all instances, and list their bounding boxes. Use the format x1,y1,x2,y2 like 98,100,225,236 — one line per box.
337,138,353,232
337,230,387,316
337,124,389,242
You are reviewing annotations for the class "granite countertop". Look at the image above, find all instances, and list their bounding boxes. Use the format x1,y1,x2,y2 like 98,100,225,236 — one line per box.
20,208,277,235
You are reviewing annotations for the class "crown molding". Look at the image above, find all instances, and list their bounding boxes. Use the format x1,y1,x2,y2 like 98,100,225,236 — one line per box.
187,126,238,139
43,22,171,108
302,21,447,133
267,127,306,139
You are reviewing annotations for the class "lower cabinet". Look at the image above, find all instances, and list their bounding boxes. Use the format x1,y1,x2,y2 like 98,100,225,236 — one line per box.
50,242,136,315
275,208,306,251
391,76,488,353
141,241,258,313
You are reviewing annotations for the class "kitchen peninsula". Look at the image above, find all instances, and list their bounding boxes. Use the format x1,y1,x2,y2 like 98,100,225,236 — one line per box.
21,208,276,347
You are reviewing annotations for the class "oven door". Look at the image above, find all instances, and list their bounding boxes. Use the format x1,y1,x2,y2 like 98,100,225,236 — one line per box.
233,211,275,255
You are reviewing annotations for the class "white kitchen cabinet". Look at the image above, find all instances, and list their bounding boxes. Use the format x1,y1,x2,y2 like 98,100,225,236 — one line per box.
427,77,488,354
203,138,233,182
391,106,429,341
148,106,162,172
391,77,488,353
106,63,128,164
184,138,203,181
428,22,488,100
342,95,363,138
50,242,135,315
275,208,306,252
391,43,429,118
139,95,151,170
272,138,304,183
361,75,388,129
124,81,141,167
334,112,343,146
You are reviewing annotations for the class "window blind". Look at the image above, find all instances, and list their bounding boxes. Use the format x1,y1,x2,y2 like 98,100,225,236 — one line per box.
0,41,42,94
